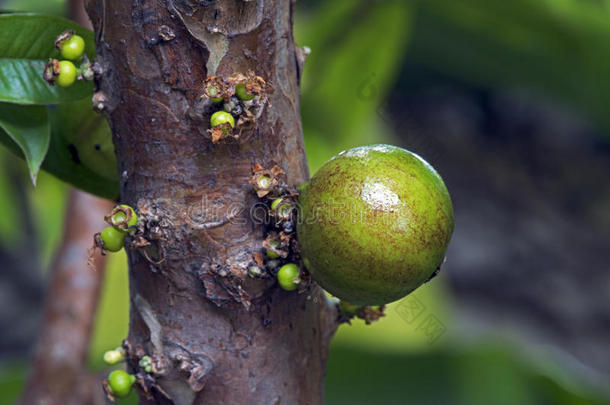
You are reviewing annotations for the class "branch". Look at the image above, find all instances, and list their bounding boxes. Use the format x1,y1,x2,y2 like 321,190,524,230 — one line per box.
19,191,114,405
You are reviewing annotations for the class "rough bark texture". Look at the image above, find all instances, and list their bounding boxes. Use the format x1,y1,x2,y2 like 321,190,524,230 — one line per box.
20,190,113,405
85,1,338,403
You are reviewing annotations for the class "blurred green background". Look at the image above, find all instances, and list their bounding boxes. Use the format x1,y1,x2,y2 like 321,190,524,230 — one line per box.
1,0,610,404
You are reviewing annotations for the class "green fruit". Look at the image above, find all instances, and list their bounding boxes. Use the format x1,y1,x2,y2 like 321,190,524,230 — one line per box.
297,144,454,305
103,348,125,365
56,60,77,87
271,198,292,220
266,240,281,259
108,370,135,398
235,83,255,101
111,204,138,230
254,175,271,191
277,263,300,291
270,198,283,211
100,226,125,252
207,86,224,103
59,34,85,61
139,356,153,373
210,111,235,128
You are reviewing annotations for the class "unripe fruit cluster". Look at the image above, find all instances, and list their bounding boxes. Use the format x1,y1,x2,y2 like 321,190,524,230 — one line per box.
43,30,91,88
96,204,138,253
202,71,266,142
248,164,304,292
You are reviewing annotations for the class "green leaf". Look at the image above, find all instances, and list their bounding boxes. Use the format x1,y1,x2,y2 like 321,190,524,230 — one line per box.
43,99,119,200
0,102,49,184
298,0,411,170
0,59,93,105
0,99,119,199
0,13,95,105
2,0,66,17
410,0,610,130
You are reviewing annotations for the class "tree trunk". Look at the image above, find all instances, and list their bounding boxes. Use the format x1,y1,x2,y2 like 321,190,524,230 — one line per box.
85,1,338,403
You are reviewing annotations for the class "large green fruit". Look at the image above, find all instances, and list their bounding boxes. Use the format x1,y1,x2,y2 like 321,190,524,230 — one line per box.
297,144,454,305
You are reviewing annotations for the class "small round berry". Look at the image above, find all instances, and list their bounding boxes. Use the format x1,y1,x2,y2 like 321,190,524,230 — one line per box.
235,83,255,101
139,356,153,373
207,86,224,103
103,348,125,365
270,198,283,211
100,226,125,252
108,370,135,398
59,34,85,61
110,204,138,231
210,111,235,128
271,198,293,220
277,263,300,291
255,175,271,191
266,240,281,259
55,60,77,88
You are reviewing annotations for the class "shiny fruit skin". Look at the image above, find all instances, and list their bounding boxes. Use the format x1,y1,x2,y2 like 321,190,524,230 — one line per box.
210,111,235,128
56,60,77,87
235,83,254,101
207,85,224,103
60,35,85,61
266,240,281,259
100,226,125,252
277,263,300,291
108,370,135,398
297,144,454,305
112,204,138,230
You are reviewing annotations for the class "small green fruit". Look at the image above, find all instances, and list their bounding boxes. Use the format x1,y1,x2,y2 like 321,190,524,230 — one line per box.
235,83,255,101
266,240,281,259
100,226,125,252
139,356,153,373
59,34,85,61
108,370,135,398
271,198,292,220
207,85,224,103
210,111,235,128
103,348,125,365
277,263,300,291
111,204,138,230
56,60,77,87
254,175,271,191
297,145,454,305
270,198,283,211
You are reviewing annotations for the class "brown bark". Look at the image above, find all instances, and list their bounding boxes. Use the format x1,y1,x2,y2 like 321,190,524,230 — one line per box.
85,0,338,403
20,190,114,405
